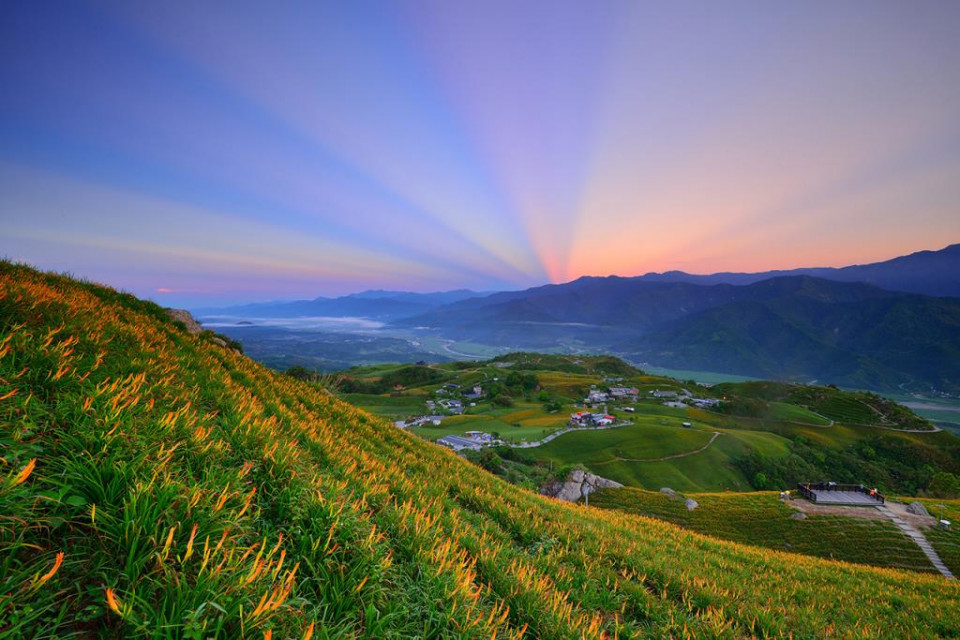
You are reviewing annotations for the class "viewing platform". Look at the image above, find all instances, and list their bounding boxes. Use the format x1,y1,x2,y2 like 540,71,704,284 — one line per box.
796,483,885,506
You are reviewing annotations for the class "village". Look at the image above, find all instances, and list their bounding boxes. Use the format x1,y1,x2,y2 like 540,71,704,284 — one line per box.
387,377,721,452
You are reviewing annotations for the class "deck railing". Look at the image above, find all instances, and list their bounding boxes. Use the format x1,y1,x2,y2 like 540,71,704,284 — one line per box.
796,482,885,504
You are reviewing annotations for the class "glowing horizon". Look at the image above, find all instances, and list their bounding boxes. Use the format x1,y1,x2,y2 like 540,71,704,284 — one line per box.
2,1,959,306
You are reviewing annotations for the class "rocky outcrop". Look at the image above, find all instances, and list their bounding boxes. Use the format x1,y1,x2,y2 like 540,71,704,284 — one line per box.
541,469,623,503
685,498,699,511
906,501,930,517
660,487,679,499
166,309,203,335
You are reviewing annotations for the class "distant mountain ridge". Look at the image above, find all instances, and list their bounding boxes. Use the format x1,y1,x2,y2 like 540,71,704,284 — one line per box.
397,276,960,393
635,243,960,297
617,277,960,392
194,243,960,392
193,288,487,320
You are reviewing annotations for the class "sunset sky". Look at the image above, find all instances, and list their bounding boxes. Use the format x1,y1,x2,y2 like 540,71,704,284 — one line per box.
2,1,959,306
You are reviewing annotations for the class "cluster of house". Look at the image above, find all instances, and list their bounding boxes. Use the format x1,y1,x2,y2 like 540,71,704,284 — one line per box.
427,385,484,415
585,386,639,405
569,411,617,427
394,415,444,429
433,383,459,399
436,431,501,451
688,397,721,409
651,389,720,409
426,398,465,414
463,385,484,401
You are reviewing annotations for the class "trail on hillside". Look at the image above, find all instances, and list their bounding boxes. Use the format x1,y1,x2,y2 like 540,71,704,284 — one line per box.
593,431,723,465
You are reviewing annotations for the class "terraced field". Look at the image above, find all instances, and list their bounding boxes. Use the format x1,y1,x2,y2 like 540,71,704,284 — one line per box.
591,489,938,574
4,263,959,637
765,401,832,425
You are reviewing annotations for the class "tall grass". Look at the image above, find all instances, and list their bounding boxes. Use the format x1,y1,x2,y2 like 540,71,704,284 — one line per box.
2,261,959,638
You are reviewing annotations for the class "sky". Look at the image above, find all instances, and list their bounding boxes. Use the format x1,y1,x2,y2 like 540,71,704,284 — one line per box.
1,1,959,307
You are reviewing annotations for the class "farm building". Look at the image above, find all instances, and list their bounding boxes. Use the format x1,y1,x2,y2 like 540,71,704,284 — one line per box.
437,431,500,451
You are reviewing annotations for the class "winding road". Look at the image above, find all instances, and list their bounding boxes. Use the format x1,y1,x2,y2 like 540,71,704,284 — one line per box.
508,421,630,449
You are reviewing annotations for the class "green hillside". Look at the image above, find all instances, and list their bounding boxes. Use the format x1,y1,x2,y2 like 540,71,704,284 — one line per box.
334,356,957,495
2,262,959,638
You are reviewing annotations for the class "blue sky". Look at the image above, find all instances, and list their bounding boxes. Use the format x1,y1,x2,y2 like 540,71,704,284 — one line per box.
2,1,959,306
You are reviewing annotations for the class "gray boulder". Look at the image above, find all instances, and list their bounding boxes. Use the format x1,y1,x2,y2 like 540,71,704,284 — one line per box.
660,487,679,499
166,309,203,335
554,481,584,503
790,512,807,520
584,473,623,490
905,501,930,517
541,469,623,503
685,498,699,511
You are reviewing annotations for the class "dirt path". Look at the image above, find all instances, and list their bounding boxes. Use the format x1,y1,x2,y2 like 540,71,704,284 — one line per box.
870,424,942,433
593,431,723,465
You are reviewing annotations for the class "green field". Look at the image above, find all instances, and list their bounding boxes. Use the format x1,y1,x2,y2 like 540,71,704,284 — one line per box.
410,414,561,443
536,421,713,465
337,354,958,496
533,425,792,491
765,401,832,424
338,392,426,417
591,489,938,574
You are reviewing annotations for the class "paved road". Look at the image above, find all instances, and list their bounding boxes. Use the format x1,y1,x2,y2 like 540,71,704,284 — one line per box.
508,421,630,449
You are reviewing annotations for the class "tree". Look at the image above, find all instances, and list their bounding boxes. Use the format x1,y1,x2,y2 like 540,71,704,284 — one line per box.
753,472,768,490
927,471,960,498
543,400,563,413
493,394,514,407
286,365,318,381
477,448,503,473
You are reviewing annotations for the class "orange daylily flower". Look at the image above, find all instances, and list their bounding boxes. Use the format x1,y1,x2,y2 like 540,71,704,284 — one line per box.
12,459,36,485
37,551,64,585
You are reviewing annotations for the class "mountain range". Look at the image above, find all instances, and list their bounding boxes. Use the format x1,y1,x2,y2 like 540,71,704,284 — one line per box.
197,244,960,392
194,288,487,320
633,243,960,297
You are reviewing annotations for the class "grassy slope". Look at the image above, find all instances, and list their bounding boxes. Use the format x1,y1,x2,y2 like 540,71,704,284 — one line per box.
591,489,937,575
913,498,960,577
2,263,959,638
